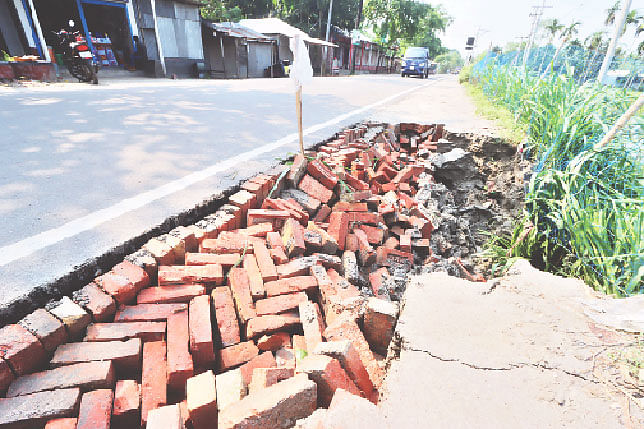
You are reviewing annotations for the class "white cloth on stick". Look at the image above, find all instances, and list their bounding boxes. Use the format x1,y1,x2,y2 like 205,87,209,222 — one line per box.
289,33,313,89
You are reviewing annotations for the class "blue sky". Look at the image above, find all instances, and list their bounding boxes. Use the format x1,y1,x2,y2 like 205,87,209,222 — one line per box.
437,0,644,56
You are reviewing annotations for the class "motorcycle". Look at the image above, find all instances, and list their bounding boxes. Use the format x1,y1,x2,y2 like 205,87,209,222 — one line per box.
51,20,98,84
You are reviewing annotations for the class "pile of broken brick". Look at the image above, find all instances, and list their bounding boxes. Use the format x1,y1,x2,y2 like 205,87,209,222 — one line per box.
0,122,445,429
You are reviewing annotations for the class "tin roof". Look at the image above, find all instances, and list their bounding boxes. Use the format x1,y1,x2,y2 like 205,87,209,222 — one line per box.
239,18,337,47
202,21,270,40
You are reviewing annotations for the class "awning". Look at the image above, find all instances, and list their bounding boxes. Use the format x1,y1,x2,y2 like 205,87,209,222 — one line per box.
203,21,270,40
239,18,337,47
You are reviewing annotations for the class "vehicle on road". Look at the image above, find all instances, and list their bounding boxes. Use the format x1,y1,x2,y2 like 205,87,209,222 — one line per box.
401,47,430,78
428,62,438,75
51,20,98,84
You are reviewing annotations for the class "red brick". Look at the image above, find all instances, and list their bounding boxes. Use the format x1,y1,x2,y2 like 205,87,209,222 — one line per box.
239,351,276,385
0,324,46,376
281,218,306,258
76,389,113,429
263,198,309,224
114,303,187,322
219,374,315,429
166,310,194,391
265,231,285,252
341,171,369,191
0,388,82,428
264,276,318,296
84,321,165,342
113,379,140,426
306,222,339,254
189,295,215,366
95,272,138,305
219,341,259,370
137,284,205,304
384,236,399,250
369,267,390,298
400,233,411,253
313,204,332,222
45,418,78,429
376,247,414,266
0,358,14,395
299,301,324,353
19,308,67,352
297,354,360,407
348,211,384,225
299,174,332,204
141,341,167,425
50,338,141,370
229,189,256,218
307,160,338,189
187,370,217,429
345,233,359,252
228,267,257,324
241,180,262,198
247,209,291,228
47,297,91,338
147,404,183,429
257,332,292,352
327,211,349,251
269,247,289,265
243,254,265,299
158,264,224,286
410,215,434,239
246,313,300,339
201,235,256,254
113,260,150,290
392,165,424,184
185,252,240,267
360,224,385,245
239,222,274,237
71,283,116,323
276,256,319,279
334,202,368,212
253,240,278,282
287,154,307,187
314,340,374,400
275,348,296,369
309,265,334,306
249,367,294,393
255,292,308,316
211,287,241,348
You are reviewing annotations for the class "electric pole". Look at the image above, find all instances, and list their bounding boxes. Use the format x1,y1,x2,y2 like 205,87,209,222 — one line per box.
350,0,364,75
522,0,552,68
597,0,632,84
322,0,334,76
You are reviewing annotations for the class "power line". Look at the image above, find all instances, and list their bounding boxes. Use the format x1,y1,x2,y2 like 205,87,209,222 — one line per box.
522,0,553,67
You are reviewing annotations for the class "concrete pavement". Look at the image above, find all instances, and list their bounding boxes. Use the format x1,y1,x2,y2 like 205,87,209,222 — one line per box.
0,74,499,323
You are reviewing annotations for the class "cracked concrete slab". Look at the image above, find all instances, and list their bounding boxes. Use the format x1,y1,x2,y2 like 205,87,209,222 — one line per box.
379,260,643,427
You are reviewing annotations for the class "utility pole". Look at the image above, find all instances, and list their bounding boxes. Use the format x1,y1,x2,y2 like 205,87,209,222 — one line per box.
322,0,334,76
597,0,632,84
522,0,552,68
351,0,363,75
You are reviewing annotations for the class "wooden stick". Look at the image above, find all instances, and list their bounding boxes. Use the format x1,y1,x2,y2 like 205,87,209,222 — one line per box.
296,85,304,155
595,93,644,151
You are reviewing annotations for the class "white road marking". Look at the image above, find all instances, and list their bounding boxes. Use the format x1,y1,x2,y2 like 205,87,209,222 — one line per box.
0,79,438,267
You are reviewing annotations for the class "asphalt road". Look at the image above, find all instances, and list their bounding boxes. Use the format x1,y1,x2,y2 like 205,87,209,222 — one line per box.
0,73,497,322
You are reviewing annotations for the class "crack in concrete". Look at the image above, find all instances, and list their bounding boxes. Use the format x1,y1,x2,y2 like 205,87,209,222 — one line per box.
403,344,601,385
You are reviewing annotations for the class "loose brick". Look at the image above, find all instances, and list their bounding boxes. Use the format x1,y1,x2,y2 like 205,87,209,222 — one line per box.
143,238,175,266
297,354,360,407
264,276,318,297
307,160,338,189
287,153,307,187
319,388,387,427
281,217,305,257
400,233,411,253
312,204,331,222
247,209,291,228
51,338,141,370
276,348,296,369
113,379,140,427
228,267,257,324
47,297,91,338
76,389,113,429
306,222,339,254
299,174,332,203
95,272,138,306
84,321,165,342
348,211,384,225
6,360,114,398
219,341,259,371
125,248,158,284
229,189,256,219
257,332,292,352
333,202,368,212
239,222,274,237
0,359,14,395
249,367,294,394
276,256,319,279
299,301,324,353
246,313,300,339
327,211,349,251
170,225,200,253
360,224,385,245
201,235,256,254
216,368,246,411
218,374,315,429
114,303,187,322
141,341,167,426
0,323,46,376
45,418,78,429
243,254,265,299
255,292,308,316
158,265,224,286
0,388,81,428
19,308,67,352
270,247,289,265
280,189,320,214
167,310,194,392
314,341,374,399
137,284,206,304
72,283,116,322
363,297,398,355
147,404,184,429
189,295,215,366
293,335,307,357
253,240,278,282
211,287,241,348
266,231,285,252
369,267,390,298
187,370,217,429
185,252,241,267
239,351,277,386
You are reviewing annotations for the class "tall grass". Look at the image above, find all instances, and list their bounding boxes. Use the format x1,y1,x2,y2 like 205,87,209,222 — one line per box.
473,58,643,296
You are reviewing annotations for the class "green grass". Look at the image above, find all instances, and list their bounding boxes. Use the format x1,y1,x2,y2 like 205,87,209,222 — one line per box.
462,81,526,145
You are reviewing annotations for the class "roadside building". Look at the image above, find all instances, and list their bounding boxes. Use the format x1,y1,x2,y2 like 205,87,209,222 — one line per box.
201,20,274,79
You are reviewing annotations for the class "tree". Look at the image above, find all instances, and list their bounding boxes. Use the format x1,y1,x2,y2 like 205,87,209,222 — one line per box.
363,0,450,57
543,18,564,46
434,49,463,73
541,21,580,78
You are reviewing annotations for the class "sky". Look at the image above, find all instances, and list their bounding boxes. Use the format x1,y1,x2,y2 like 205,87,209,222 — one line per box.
437,0,644,58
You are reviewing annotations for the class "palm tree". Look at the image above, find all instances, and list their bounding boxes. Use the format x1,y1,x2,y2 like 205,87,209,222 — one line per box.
544,18,564,46
605,1,620,26
541,21,580,78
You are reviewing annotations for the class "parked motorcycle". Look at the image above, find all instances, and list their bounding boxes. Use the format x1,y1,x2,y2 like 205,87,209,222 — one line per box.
51,20,98,84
